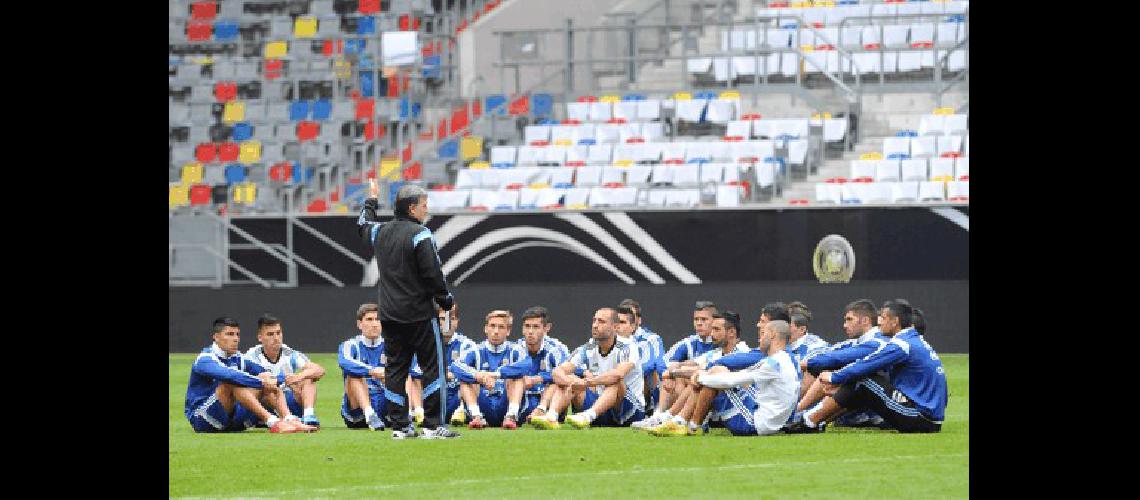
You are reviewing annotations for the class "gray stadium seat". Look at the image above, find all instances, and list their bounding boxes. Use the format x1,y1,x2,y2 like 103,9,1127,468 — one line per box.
212,60,237,80
170,104,190,126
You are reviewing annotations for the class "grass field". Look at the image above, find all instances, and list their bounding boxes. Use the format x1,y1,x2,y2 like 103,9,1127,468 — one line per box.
169,353,968,498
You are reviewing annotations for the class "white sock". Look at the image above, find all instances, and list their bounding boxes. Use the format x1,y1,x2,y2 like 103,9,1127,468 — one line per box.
506,403,520,420
266,415,280,427
535,404,548,414
303,408,315,418
803,411,817,428
413,407,424,417
672,415,686,426
659,410,673,422
688,421,700,431
469,406,484,419
364,407,377,421
583,409,597,422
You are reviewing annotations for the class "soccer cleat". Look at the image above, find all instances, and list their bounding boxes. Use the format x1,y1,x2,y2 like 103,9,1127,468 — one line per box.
468,416,487,430
783,420,826,434
630,414,661,431
367,413,386,431
528,408,547,422
530,416,560,430
649,421,690,437
391,425,418,439
566,413,592,429
449,407,467,426
301,415,321,428
502,416,518,430
420,426,461,439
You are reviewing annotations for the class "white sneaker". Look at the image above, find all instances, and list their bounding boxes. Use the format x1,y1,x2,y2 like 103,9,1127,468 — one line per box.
566,413,592,429
420,426,461,439
631,414,660,430
392,425,417,439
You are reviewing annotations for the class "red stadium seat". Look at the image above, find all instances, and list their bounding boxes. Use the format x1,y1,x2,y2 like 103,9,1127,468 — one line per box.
307,199,328,213
218,142,239,162
603,182,625,188
940,152,962,158
723,136,743,142
402,144,412,163
403,162,422,181
190,2,217,21
959,175,969,181
529,140,550,147
505,183,524,190
355,99,374,120
359,0,380,14
663,159,684,165
264,59,283,79
561,119,582,125
213,82,237,102
187,22,212,41
625,137,645,144
508,96,530,115
189,184,212,205
741,113,762,120
863,43,881,50
566,161,586,167
576,96,598,103
296,121,319,141
606,118,627,124
430,184,455,191
195,143,218,163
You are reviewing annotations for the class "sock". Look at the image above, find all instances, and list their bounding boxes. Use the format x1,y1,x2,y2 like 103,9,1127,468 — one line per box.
506,403,520,420
672,416,686,426
659,410,673,422
414,407,424,418
803,411,817,428
469,406,484,419
266,415,280,427
364,407,377,422
583,409,597,422
688,421,700,431
303,408,315,419
535,404,547,414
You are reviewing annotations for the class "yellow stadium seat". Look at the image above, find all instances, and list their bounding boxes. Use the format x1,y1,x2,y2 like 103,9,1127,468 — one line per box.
613,159,634,167
232,182,256,205
859,152,883,160
528,182,551,189
460,136,484,161
264,41,288,59
379,158,402,180
566,203,589,210
468,161,490,170
932,175,953,182
223,101,245,123
239,140,262,163
790,1,810,8
814,1,836,7
170,184,190,209
334,58,352,79
599,94,621,103
181,162,203,185
192,56,213,65
332,203,349,214
811,112,833,119
553,139,572,146
800,44,815,52
672,91,692,101
932,107,955,115
294,16,317,38
718,90,741,100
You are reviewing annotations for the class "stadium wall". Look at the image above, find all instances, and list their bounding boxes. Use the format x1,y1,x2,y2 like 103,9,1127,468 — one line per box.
170,208,969,353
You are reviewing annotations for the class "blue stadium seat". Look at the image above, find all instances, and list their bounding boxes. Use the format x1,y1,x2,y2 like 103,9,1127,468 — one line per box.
486,94,507,115
694,91,718,100
687,158,708,164
345,39,367,55
518,204,537,210
224,164,246,184
438,139,458,159
312,99,332,121
536,118,558,125
494,204,515,211
896,130,918,137
622,93,646,101
289,100,310,121
887,153,910,160
781,23,798,29
399,98,422,119
577,138,596,146
423,55,441,78
292,163,314,184
553,182,573,189
359,54,375,71
214,21,240,41
357,16,376,35
360,73,374,97
231,122,252,141
345,182,365,201
532,93,553,117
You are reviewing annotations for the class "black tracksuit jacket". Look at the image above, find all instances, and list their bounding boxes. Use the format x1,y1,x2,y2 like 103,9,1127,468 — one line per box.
357,199,453,323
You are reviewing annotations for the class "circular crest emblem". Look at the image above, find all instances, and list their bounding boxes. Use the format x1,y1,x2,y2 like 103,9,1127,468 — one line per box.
812,234,855,283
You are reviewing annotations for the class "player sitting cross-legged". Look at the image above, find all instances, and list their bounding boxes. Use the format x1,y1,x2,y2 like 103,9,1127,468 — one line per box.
451,310,519,429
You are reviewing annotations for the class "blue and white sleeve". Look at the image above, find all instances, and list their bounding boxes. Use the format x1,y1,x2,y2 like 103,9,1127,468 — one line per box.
338,342,374,378
451,349,480,383
830,340,908,385
193,354,265,388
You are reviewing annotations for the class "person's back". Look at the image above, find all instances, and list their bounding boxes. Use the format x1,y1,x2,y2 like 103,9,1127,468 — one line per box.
749,349,800,434
373,217,445,323
885,328,948,422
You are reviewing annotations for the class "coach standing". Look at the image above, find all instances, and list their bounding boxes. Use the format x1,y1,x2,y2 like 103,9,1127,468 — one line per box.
357,179,459,439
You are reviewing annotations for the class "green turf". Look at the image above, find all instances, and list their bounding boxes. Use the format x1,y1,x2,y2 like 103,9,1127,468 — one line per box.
169,353,968,498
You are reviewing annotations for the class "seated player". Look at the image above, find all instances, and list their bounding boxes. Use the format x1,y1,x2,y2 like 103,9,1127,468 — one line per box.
185,317,315,434
619,298,665,408
407,302,476,426
639,311,749,431
793,299,886,429
786,309,829,398
243,314,326,428
337,303,389,431
787,300,948,434
637,301,719,426
652,320,798,437
535,307,644,429
451,310,519,429
494,306,570,429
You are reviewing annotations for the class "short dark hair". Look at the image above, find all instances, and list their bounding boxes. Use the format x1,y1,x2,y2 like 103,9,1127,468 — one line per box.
912,307,926,335
257,314,280,331
616,306,636,323
212,316,239,334
618,299,641,319
789,312,810,330
760,302,790,323
521,306,549,325
394,184,428,218
695,300,718,313
881,299,914,327
715,310,741,335
357,303,379,321
845,299,877,320
597,307,619,325
787,301,811,322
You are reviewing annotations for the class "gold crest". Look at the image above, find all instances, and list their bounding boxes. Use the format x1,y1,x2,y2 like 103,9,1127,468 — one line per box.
812,234,855,283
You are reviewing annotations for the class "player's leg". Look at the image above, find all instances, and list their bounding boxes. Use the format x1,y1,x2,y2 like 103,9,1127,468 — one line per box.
502,378,526,429
406,377,425,425
798,376,828,412
345,376,385,429
527,384,557,423
221,383,302,432
568,383,625,428
459,382,484,426
380,321,415,432
832,375,940,433
410,318,446,432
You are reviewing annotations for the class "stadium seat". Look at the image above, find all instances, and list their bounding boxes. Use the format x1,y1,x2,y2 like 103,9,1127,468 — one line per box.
213,21,239,42
189,184,212,205
169,184,190,209
239,140,262,163
290,101,310,121
213,82,237,102
191,1,217,21
486,94,508,115
312,100,332,121
359,0,380,14
532,93,554,117
231,122,252,142
218,142,239,162
222,101,245,124
195,143,218,163
294,16,318,38
358,16,376,35
224,164,246,184
187,22,213,41
181,162,205,185
461,136,484,161
264,41,288,59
